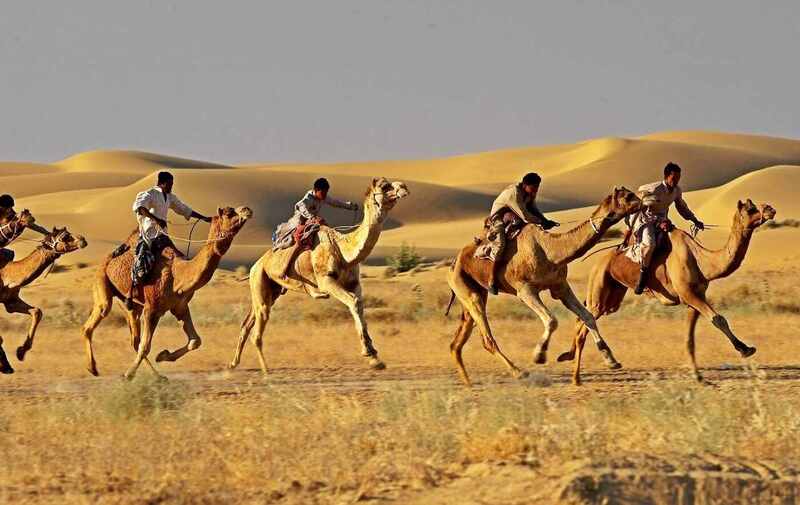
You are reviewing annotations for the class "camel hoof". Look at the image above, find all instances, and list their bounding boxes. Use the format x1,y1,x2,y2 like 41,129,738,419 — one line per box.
532,349,547,365
368,357,386,370
155,350,171,363
0,363,14,374
187,339,201,351
557,351,575,362
607,361,623,370
87,366,99,377
16,346,28,362
741,346,757,358
227,361,238,370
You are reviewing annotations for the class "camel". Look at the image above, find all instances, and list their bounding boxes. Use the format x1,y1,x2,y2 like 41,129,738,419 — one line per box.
559,199,776,385
0,226,88,373
228,177,410,373
81,206,252,379
446,187,642,386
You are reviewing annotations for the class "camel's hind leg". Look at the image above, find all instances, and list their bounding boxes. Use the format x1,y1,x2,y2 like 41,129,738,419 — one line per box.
449,309,476,386
0,336,13,374
124,309,160,380
124,308,163,379
448,270,524,382
686,307,705,382
5,297,42,362
516,284,558,365
80,272,114,376
230,261,279,374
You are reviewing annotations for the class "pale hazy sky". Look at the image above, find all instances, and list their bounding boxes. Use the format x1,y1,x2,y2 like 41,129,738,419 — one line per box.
1,1,798,163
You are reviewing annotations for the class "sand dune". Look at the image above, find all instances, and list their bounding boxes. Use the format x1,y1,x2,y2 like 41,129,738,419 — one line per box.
1,131,798,268
56,150,232,173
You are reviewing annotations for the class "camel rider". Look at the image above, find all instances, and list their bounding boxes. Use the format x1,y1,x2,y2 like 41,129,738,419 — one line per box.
274,177,359,277
0,194,50,264
274,177,359,251
127,171,211,306
629,162,704,295
487,172,559,295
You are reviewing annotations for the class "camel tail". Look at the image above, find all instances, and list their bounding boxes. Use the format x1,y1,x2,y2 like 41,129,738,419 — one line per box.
444,290,456,316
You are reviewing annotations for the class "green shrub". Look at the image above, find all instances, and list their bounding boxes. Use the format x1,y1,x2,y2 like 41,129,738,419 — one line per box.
387,243,422,273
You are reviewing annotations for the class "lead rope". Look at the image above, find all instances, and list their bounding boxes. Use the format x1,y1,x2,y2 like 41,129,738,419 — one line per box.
185,218,201,257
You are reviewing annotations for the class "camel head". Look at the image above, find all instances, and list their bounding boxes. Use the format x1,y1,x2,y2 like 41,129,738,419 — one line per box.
366,177,410,219
212,206,253,239
42,227,88,255
737,199,776,230
602,186,642,221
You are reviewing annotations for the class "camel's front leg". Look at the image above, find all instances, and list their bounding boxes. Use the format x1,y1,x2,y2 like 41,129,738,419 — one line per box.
553,283,620,385
156,305,202,363
4,298,42,362
0,336,13,374
679,290,756,359
124,310,159,380
516,284,558,365
321,278,385,370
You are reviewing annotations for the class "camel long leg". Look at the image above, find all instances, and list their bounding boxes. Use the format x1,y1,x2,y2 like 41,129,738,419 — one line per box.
678,289,755,359
231,262,275,374
448,271,523,380
516,284,558,365
155,305,202,363
686,307,703,382
552,282,619,386
5,297,42,362
124,308,163,378
81,273,114,376
124,309,160,380
229,309,255,370
0,336,13,374
449,310,476,386
320,277,384,369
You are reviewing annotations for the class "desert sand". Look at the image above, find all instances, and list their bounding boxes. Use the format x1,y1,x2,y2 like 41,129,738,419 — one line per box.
2,130,800,504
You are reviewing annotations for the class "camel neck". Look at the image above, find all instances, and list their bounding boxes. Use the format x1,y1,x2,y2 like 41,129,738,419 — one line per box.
179,224,233,292
1,248,59,289
335,193,384,266
700,216,753,281
544,205,616,266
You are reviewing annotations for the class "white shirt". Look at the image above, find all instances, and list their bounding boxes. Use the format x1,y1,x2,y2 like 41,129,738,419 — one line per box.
132,186,193,244
627,180,697,230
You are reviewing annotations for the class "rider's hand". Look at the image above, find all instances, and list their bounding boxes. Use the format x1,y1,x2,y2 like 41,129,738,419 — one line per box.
693,220,705,230
156,217,168,229
351,203,359,212
542,219,559,230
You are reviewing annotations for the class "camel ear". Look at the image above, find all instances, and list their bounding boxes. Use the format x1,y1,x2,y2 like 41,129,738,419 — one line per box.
737,200,744,210
372,178,379,186
217,207,224,217
746,198,754,207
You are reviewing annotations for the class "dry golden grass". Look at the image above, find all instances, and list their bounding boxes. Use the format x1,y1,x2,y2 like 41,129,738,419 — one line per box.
2,263,800,503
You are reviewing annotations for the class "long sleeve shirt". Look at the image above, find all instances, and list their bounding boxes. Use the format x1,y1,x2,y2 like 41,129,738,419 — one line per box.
132,186,193,244
489,184,546,224
293,190,356,221
628,180,697,229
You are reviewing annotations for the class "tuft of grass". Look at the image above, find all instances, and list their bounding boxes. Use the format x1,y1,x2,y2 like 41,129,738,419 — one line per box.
91,375,189,419
388,243,422,273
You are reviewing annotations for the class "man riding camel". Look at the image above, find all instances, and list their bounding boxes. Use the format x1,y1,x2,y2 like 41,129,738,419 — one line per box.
486,172,559,295
127,171,211,307
0,194,50,264
273,177,358,277
628,162,704,295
